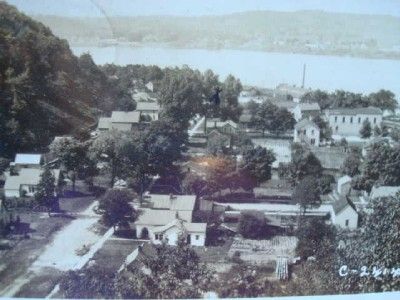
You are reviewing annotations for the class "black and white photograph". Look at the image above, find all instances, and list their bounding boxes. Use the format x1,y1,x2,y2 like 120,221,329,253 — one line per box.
0,0,399,299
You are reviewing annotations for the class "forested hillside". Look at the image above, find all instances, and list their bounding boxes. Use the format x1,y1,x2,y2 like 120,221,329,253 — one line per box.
0,2,118,157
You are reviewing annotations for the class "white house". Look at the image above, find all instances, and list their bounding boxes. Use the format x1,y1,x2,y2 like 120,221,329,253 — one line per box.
97,111,141,132
293,103,321,121
142,194,196,222
135,209,206,246
4,168,61,198
331,196,358,229
152,219,206,246
11,154,42,169
136,102,160,121
326,107,383,137
294,119,320,146
337,175,352,196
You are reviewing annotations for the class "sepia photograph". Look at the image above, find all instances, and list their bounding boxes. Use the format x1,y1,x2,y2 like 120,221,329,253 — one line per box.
0,0,399,299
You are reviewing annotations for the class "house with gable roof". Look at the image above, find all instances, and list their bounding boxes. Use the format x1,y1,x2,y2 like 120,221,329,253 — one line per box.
331,196,358,229
294,119,320,146
4,168,61,198
135,209,206,246
97,111,141,132
136,102,160,121
293,103,321,121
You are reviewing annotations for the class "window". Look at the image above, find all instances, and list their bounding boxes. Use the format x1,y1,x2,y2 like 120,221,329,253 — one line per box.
358,117,361,123
28,186,35,193
366,117,369,121
350,117,353,123
342,116,345,123
303,130,306,135
335,116,337,123
311,138,315,145
297,130,301,135
159,234,163,240
345,220,349,227
335,126,339,132
374,117,377,124
155,234,159,240
311,129,314,135
195,235,200,240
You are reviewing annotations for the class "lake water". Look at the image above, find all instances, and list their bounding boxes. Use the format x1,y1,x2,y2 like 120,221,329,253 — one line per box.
72,46,400,98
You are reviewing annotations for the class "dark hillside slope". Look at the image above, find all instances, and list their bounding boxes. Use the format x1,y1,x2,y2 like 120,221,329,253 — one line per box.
0,2,116,157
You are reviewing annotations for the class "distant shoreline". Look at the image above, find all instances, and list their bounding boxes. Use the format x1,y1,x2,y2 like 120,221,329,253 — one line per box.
68,42,400,61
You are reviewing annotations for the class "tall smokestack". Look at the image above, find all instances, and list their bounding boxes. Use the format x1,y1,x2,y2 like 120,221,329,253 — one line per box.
301,64,306,88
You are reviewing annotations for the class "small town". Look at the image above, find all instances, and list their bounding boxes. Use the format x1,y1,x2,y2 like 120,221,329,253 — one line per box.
0,1,400,299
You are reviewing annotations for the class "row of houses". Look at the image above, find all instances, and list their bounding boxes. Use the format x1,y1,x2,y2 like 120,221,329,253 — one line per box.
97,101,160,132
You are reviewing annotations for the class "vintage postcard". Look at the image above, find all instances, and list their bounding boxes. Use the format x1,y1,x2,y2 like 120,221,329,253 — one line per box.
0,0,399,299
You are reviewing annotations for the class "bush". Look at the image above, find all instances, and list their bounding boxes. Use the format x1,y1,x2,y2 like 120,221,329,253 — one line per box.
238,210,266,239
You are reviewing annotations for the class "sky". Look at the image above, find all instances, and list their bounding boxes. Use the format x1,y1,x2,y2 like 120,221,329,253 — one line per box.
6,0,400,17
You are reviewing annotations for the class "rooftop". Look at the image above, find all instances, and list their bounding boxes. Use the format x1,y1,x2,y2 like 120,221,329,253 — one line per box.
111,111,140,123
370,186,400,200
4,168,60,191
152,219,206,234
136,101,160,111
144,194,196,211
135,209,177,226
328,106,383,116
97,117,112,129
332,196,356,215
299,103,320,111
294,119,318,129
14,154,42,165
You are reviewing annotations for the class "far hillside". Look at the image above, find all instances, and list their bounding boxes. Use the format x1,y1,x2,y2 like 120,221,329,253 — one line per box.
35,10,400,59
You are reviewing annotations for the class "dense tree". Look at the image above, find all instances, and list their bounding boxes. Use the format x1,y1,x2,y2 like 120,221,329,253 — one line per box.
238,210,267,239
59,266,116,299
254,101,295,136
295,218,337,260
89,130,128,187
241,146,276,185
373,125,382,137
49,137,86,190
390,127,400,142
158,67,204,130
302,88,397,112
115,237,214,299
97,188,137,229
199,155,236,197
337,195,400,292
301,89,330,110
341,148,362,177
34,167,57,215
368,89,397,112
292,176,322,215
0,3,120,157
353,142,400,192
0,158,10,174
219,75,243,122
181,172,207,198
289,143,323,183
245,100,260,121
217,265,277,298
360,119,372,138
312,115,332,141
